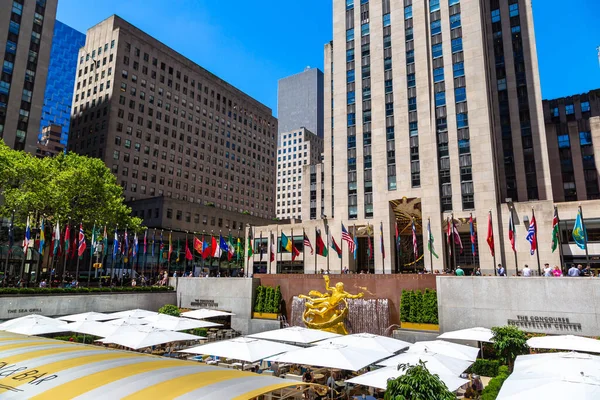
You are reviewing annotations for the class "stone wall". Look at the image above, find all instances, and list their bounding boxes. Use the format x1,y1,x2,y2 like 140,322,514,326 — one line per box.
437,276,600,336
0,292,176,320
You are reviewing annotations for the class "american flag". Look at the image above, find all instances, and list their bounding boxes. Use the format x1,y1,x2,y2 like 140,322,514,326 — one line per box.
341,223,355,253
412,220,418,257
303,232,314,255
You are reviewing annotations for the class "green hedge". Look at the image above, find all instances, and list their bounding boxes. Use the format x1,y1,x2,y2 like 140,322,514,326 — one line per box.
480,366,510,400
468,359,501,377
158,304,181,317
400,289,438,324
0,286,174,295
253,285,281,314
54,335,100,344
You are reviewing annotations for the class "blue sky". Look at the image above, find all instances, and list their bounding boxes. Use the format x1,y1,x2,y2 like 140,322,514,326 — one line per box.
57,0,599,115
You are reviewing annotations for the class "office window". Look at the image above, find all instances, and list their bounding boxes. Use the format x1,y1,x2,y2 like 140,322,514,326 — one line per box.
346,48,355,62
406,50,415,64
361,23,370,36
346,0,354,9
551,107,559,117
348,113,356,126
347,91,356,105
346,29,355,41
509,3,519,17
566,104,574,115
347,69,355,83
430,0,440,12
405,5,413,19
409,122,419,136
451,38,463,53
384,58,392,70
407,74,416,88
491,9,500,23
435,92,446,107
431,20,441,35
453,62,464,77
405,27,413,41
383,13,391,27
432,43,443,58
558,134,570,149
450,13,461,29
455,87,466,102
497,78,507,91
457,113,469,128
408,97,417,111
385,79,393,94
581,101,591,113
449,0,460,5
580,131,592,146
433,68,445,83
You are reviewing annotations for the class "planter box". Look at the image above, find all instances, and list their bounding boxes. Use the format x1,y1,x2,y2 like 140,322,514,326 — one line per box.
401,322,439,332
252,312,279,320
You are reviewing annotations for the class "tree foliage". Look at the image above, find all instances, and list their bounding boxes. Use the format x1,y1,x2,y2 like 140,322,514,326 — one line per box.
385,361,455,400
158,304,181,317
491,325,529,371
400,289,438,324
0,140,142,231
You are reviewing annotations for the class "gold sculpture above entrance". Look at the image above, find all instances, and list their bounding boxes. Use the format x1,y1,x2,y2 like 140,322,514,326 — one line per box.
299,276,364,335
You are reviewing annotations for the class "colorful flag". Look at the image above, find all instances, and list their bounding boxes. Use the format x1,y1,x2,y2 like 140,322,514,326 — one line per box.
143,230,147,255
38,218,45,256
572,207,587,250
185,238,193,261
292,237,300,261
219,234,229,255
23,216,31,254
152,229,156,258
259,232,264,261
508,212,516,252
70,229,77,259
270,232,276,262
212,236,220,258
303,232,314,255
53,220,60,256
487,213,495,257
380,222,385,260
315,228,328,257
395,221,401,255
247,229,254,259
102,226,108,256
227,233,235,261
453,219,464,253
112,228,119,260
175,238,181,262
469,215,476,256
193,237,203,254
367,227,373,260
64,224,71,257
427,219,438,259
330,234,342,259
446,217,452,256
159,231,164,262
526,212,537,255
202,235,212,259
77,223,86,257
412,219,418,258
236,237,242,261
551,207,559,253
168,232,173,260
133,232,139,259
90,223,97,256
281,232,293,253
124,229,129,257
341,224,355,253
353,236,358,260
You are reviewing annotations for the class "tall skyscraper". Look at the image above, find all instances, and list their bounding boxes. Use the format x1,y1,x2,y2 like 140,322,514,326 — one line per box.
0,0,58,153
277,67,324,138
39,20,85,148
68,15,277,223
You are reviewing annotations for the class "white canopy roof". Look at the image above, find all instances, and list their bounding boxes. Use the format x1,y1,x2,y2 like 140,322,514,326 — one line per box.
57,312,114,322
65,320,123,338
98,325,202,349
248,326,341,344
438,327,494,343
181,337,301,363
104,317,149,327
140,314,221,331
346,366,469,392
498,352,600,399
527,335,600,354
266,342,390,371
0,314,70,335
377,351,474,376
106,309,159,319
316,333,410,354
407,340,479,362
181,309,235,319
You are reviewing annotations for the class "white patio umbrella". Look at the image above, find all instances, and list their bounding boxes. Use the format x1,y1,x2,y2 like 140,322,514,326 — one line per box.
98,325,202,349
248,326,341,344
66,321,123,338
346,366,469,392
377,352,474,376
181,309,235,320
104,317,149,327
527,335,600,354
57,312,114,322
140,314,221,331
181,337,301,363
266,342,390,371
498,352,600,399
315,333,410,354
438,327,493,343
106,309,158,319
407,340,479,362
0,314,70,335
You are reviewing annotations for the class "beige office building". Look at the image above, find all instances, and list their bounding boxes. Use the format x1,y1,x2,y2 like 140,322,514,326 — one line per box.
0,0,57,153
276,127,323,220
68,15,277,220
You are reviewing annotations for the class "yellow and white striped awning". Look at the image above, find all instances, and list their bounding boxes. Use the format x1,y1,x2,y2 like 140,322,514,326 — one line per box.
0,331,310,399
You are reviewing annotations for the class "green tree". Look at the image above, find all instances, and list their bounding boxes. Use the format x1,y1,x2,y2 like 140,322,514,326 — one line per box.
491,325,529,372
385,361,455,400
0,140,142,231
158,304,181,317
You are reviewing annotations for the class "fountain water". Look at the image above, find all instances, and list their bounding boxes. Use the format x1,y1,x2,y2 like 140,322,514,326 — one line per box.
290,296,390,336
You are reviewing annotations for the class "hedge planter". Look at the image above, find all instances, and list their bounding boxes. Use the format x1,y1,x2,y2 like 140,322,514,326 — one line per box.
252,312,279,320
401,322,440,332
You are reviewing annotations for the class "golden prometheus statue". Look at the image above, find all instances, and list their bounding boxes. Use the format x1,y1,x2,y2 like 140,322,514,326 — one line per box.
299,275,364,335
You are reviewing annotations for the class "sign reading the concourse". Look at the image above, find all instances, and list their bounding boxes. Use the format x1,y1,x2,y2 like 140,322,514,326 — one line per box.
507,315,582,332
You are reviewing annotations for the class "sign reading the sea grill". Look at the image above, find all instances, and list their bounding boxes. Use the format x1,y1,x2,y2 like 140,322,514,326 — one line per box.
507,315,582,332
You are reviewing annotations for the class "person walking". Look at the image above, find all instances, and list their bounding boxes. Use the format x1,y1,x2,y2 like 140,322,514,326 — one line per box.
522,265,532,277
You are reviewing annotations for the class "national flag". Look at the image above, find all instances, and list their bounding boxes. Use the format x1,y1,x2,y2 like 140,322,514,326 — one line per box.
53,220,60,256
572,208,587,250
77,223,86,257
380,222,385,260
291,237,300,261
124,229,129,257
367,228,373,260
259,233,264,261
23,216,31,254
112,228,119,260
102,226,108,256
175,238,181,262
159,231,164,262
446,217,452,256
185,238,193,261
330,234,342,259
151,229,156,258
353,236,358,260
315,228,328,257
237,237,242,261
202,235,212,259
64,224,71,257
551,207,559,253
133,232,139,259
212,235,220,258
341,224,355,253
412,220,418,258
270,232,276,262
281,232,293,253
487,213,495,257
508,212,516,252
168,232,173,260
193,237,203,254
90,223,97,256
143,230,147,255
452,219,464,253
303,232,314,255
247,229,254,259
526,213,537,255
469,215,477,256
70,230,78,259
220,234,229,255
227,233,235,261
427,219,438,259
38,218,45,256
395,221,401,254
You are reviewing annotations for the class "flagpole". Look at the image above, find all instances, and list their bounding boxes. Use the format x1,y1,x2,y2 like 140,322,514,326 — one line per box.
380,221,384,275
326,221,330,274
142,230,146,285
87,222,95,287
490,210,497,276
556,206,565,270
314,226,317,274
302,228,306,274
532,208,541,276
451,214,457,271
279,228,283,274
511,206,519,276
580,205,590,267
429,218,433,274
75,222,82,284
340,224,343,273
292,227,296,272
470,214,475,272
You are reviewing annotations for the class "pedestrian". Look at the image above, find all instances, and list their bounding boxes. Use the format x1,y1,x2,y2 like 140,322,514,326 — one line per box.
582,265,592,277
522,264,532,277
455,266,465,276
497,264,506,276
543,263,552,277
473,267,482,276
568,264,580,277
